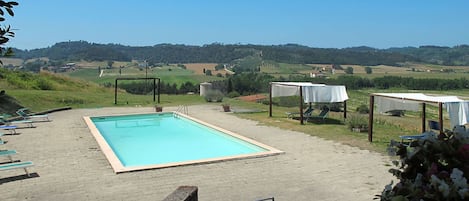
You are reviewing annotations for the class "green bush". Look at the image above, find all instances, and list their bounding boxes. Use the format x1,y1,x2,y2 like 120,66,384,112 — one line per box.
227,91,240,98
379,131,469,200
204,90,223,102
278,96,300,107
356,104,370,114
317,103,342,112
346,114,368,130
36,78,55,90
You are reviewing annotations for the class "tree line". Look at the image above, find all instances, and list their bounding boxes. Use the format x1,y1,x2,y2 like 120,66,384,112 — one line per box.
13,41,459,66
115,73,469,96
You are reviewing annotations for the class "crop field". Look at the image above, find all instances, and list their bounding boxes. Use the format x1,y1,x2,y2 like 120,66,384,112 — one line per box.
260,62,469,80
65,63,226,86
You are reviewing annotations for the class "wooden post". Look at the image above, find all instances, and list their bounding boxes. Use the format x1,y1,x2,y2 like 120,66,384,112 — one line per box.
269,83,272,117
343,101,347,119
299,86,304,125
114,79,118,104
422,103,426,133
368,95,374,142
439,102,443,134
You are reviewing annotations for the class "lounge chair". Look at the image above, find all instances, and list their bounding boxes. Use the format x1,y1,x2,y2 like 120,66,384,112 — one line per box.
16,108,50,122
0,125,17,134
0,161,34,176
0,116,34,128
428,120,440,132
0,132,4,144
308,107,330,122
286,107,314,119
453,125,467,134
0,150,17,162
399,131,436,144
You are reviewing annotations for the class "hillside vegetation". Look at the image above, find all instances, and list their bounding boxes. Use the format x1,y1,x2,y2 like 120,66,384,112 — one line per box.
11,41,469,66
11,41,416,66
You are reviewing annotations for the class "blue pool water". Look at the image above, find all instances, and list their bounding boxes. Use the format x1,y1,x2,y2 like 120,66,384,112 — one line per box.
90,113,267,167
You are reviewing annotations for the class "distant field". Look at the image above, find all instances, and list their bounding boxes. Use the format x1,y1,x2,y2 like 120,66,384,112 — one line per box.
184,63,227,75
0,58,23,66
65,63,226,86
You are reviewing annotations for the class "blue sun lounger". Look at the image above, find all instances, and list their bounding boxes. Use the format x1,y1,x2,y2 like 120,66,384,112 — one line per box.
16,108,50,122
0,161,34,176
0,150,17,162
0,125,17,134
286,107,314,119
0,117,34,128
0,132,5,144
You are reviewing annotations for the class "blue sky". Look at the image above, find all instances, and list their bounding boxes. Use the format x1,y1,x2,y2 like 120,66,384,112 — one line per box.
4,0,469,50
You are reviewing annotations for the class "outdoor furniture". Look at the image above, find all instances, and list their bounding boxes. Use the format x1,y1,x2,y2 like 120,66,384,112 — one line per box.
0,150,17,162
16,108,50,122
0,125,17,134
286,107,314,119
0,161,34,177
453,125,466,134
399,131,436,145
308,108,330,122
0,132,5,144
428,120,440,132
0,116,34,128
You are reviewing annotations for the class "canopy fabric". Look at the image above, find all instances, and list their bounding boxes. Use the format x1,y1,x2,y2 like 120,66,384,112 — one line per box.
372,92,469,127
375,96,420,113
446,102,469,127
271,82,348,103
372,93,463,103
271,82,325,97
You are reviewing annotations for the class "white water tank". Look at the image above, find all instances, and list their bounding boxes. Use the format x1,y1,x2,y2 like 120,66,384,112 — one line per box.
199,82,212,96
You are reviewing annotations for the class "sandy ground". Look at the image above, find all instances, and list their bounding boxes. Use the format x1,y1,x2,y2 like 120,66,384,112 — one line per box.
0,105,394,201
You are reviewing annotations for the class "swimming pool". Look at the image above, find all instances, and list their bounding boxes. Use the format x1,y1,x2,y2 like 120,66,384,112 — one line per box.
84,112,282,173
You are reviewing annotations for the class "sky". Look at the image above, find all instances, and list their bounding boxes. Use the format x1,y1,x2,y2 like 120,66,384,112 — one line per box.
4,0,469,50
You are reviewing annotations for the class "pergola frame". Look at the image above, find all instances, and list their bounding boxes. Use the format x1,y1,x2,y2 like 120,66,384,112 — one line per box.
368,93,446,142
268,82,348,125
114,77,160,104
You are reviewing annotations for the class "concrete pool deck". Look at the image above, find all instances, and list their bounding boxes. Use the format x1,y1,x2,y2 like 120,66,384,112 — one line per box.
0,105,393,201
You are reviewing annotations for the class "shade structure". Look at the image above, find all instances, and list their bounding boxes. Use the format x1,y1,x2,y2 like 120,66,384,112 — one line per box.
368,93,469,142
269,82,349,124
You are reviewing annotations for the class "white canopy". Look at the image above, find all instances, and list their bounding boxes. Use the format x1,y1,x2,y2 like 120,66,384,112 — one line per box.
271,82,349,103
372,93,463,104
371,92,469,129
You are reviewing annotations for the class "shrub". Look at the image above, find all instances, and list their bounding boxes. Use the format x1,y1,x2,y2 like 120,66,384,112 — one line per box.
378,130,469,200
386,110,405,117
356,104,370,114
346,114,368,130
227,91,240,98
204,90,223,102
278,96,301,107
365,66,372,74
345,66,354,74
36,78,55,90
317,103,342,112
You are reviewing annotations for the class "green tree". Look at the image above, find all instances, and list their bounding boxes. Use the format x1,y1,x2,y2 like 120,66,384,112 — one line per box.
0,1,18,61
215,63,224,70
107,60,114,69
364,66,372,74
345,67,354,74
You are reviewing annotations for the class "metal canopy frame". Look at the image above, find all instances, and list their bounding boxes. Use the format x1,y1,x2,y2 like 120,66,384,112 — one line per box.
368,93,445,142
268,82,347,125
114,77,160,104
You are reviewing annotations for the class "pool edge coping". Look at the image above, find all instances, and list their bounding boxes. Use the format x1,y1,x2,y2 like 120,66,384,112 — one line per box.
83,111,284,173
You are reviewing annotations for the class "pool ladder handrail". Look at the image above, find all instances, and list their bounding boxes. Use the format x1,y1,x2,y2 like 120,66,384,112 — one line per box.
176,105,188,115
